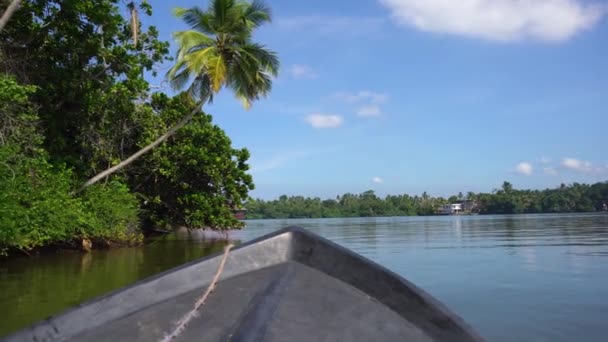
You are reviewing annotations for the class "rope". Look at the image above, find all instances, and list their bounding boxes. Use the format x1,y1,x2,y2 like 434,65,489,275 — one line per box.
160,243,234,342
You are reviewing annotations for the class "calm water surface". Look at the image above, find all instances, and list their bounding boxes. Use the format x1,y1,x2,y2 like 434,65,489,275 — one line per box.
2,213,608,341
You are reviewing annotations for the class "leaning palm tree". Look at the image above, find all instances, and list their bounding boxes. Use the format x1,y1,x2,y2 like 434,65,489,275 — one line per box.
78,0,278,192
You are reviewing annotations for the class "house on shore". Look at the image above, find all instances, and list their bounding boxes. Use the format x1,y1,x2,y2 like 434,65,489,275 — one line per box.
438,200,478,215
439,203,463,215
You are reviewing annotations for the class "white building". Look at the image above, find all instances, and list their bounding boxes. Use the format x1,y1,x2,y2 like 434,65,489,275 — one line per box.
439,203,463,215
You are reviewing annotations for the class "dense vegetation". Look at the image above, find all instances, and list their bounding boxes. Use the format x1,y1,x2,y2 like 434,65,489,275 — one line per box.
246,181,608,219
0,0,273,255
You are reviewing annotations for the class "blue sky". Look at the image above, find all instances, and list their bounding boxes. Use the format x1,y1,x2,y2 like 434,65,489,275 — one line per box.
144,0,608,199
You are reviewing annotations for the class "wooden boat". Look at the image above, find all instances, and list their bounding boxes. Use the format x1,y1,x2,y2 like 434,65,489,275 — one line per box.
3,227,483,342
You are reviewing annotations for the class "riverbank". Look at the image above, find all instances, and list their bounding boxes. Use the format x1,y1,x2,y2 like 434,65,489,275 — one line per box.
0,224,245,259
1,235,143,260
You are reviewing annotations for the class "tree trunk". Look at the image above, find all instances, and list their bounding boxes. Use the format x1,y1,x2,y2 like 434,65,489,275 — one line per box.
76,105,200,193
0,0,22,32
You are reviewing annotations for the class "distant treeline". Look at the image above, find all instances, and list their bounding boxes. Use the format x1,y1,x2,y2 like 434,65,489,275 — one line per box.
245,181,608,219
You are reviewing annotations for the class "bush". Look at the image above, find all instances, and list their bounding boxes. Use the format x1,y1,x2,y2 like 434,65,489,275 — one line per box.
0,74,141,255
80,181,141,245
130,94,254,230
1,146,81,253
0,145,141,255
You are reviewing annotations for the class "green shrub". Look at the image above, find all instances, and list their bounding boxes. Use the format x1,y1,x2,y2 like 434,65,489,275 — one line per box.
0,146,84,253
0,145,141,255
131,94,254,230
0,74,142,255
80,181,141,245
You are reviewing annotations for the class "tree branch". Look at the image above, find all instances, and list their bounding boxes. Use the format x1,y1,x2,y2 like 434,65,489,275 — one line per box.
74,103,202,194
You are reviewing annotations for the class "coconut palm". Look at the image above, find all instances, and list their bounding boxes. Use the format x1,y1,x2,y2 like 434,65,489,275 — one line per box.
168,0,279,105
78,0,278,192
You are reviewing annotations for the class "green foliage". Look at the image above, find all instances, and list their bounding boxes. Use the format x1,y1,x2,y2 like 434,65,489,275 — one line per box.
1,0,170,176
0,74,141,254
475,181,606,214
0,144,140,255
131,94,253,230
0,146,76,252
246,182,608,219
0,75,41,151
80,181,141,243
0,1,262,254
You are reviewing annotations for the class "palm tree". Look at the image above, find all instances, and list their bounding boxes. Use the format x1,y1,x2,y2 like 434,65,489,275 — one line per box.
78,0,278,192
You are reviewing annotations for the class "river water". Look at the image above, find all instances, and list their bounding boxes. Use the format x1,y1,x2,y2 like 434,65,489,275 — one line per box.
2,213,608,340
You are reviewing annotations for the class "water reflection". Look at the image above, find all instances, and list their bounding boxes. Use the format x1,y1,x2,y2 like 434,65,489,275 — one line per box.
0,233,236,336
452,217,462,241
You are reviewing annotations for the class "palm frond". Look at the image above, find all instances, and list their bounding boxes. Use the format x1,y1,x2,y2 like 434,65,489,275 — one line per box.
228,48,258,86
183,46,217,75
211,0,236,31
239,43,279,77
174,7,216,35
167,57,187,82
255,71,272,96
242,0,272,28
173,7,188,17
173,30,215,56
169,69,192,91
188,74,214,103
207,55,227,92
226,53,271,109
226,64,253,108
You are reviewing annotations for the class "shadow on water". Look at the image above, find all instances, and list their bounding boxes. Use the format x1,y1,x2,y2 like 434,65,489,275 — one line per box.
0,232,240,337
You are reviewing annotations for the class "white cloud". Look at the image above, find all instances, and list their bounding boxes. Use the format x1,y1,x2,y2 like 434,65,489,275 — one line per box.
540,157,552,164
514,162,534,176
329,91,389,118
357,105,382,117
544,167,558,175
378,0,605,42
561,157,593,172
287,64,318,79
373,177,384,184
330,91,389,104
305,114,344,128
